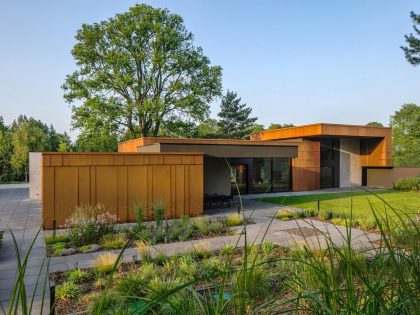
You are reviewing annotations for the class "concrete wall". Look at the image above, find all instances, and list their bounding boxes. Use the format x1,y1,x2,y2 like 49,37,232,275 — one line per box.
367,167,420,188
339,139,361,187
204,157,231,195
29,152,42,200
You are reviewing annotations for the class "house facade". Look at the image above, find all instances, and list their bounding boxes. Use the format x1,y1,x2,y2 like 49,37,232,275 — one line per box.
118,123,393,195
32,123,420,230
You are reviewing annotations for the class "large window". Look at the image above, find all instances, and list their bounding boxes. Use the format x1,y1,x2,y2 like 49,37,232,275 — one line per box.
252,158,272,193
272,158,290,192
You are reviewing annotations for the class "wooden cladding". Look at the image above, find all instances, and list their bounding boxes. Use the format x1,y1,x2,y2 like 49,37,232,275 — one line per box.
42,153,204,230
292,142,321,191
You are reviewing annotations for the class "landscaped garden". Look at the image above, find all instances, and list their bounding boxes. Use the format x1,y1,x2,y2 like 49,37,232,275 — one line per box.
49,210,419,315
45,203,251,257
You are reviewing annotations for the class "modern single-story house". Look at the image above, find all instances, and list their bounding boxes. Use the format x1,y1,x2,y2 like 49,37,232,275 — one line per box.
118,123,393,194
30,123,419,229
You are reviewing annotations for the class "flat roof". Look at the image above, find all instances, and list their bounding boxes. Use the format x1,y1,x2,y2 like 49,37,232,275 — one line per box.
250,123,391,141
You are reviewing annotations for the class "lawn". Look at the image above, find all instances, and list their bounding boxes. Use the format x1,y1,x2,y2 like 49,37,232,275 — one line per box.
259,189,420,219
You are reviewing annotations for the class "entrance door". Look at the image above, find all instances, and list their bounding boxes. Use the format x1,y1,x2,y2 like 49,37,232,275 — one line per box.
231,164,247,195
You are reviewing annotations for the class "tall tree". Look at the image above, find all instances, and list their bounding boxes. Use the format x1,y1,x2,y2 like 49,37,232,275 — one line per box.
217,90,257,139
401,11,420,65
63,4,222,150
0,117,13,182
10,116,51,181
390,104,420,167
366,121,384,127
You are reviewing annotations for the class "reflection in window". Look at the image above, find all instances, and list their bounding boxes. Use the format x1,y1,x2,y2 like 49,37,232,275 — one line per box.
272,158,290,192
252,158,272,193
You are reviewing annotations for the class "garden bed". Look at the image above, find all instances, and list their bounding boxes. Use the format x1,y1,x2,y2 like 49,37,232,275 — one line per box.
50,241,287,315
45,204,253,257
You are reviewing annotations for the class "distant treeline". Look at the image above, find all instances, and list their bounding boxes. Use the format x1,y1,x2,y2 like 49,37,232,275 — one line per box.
0,115,72,182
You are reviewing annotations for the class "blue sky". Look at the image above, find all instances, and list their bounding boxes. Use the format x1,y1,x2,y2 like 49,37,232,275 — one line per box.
1,1,419,138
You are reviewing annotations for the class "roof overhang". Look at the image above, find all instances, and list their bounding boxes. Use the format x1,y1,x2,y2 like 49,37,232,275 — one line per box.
137,143,298,158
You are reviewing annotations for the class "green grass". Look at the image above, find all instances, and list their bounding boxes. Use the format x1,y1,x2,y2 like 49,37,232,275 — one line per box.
259,189,420,219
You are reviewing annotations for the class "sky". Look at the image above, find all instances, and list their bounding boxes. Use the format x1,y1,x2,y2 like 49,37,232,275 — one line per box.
1,0,420,139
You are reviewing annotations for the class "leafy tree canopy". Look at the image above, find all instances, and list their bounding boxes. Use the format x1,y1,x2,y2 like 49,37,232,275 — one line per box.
366,121,384,127
402,11,420,65
267,123,294,130
217,90,258,139
390,104,420,167
63,4,222,150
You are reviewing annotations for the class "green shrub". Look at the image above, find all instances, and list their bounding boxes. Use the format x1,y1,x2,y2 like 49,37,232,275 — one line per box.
225,214,243,226
193,216,212,234
45,233,69,245
234,265,271,300
319,209,334,220
55,282,82,300
393,176,420,191
221,244,235,255
274,208,294,220
154,253,169,266
153,201,165,229
79,245,93,253
174,255,198,281
293,210,306,219
304,209,318,217
93,252,119,274
356,217,377,230
331,217,348,227
64,204,117,247
201,257,223,276
261,240,276,256
52,242,67,256
102,232,127,249
64,268,91,283
115,272,145,299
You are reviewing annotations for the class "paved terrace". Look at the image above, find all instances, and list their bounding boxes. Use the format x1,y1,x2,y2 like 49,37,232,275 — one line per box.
0,186,48,314
0,186,382,314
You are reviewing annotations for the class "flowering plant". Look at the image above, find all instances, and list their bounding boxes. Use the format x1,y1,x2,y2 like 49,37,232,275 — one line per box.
65,204,118,247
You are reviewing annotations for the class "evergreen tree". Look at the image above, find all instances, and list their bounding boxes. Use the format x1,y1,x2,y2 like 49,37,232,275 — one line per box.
401,11,420,65
217,91,257,139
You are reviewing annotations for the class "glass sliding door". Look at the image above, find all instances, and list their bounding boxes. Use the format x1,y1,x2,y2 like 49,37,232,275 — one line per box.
272,158,290,192
252,158,272,193
231,164,247,195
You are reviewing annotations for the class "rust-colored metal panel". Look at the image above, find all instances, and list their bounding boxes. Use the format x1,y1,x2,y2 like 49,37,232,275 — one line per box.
92,155,114,166
42,167,54,229
95,166,118,217
55,167,78,227
41,152,205,229
291,142,320,191
43,155,51,167
182,155,195,165
188,165,204,216
78,167,90,205
68,155,91,166
164,155,182,165
117,166,128,222
50,155,62,166
175,165,185,217
184,166,190,215
152,165,171,219
127,166,148,221
90,167,96,205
